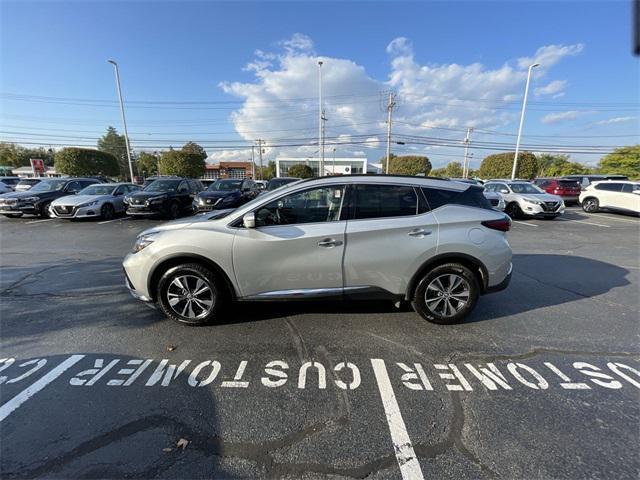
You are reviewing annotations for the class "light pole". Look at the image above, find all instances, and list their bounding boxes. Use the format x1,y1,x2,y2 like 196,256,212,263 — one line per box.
107,60,135,183
318,60,324,176
511,62,539,180
332,148,336,174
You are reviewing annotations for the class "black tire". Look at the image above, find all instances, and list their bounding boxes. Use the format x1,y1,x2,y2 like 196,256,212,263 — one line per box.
2,214,22,218
541,216,558,220
411,263,480,325
157,263,226,325
101,203,115,220
505,202,523,219
582,197,599,213
39,201,52,218
166,201,180,220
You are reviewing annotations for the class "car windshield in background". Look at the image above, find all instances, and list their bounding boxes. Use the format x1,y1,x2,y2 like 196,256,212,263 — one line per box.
209,180,242,191
78,185,116,196
18,179,40,186
267,179,298,191
143,180,180,192
509,183,544,194
29,180,67,192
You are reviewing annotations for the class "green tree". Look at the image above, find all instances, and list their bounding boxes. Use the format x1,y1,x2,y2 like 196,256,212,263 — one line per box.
181,141,208,161
598,145,640,179
158,149,206,178
97,126,127,178
478,151,538,180
288,163,315,178
261,160,276,180
537,153,591,177
137,152,159,177
388,155,432,176
54,148,119,176
0,143,55,168
0,142,22,167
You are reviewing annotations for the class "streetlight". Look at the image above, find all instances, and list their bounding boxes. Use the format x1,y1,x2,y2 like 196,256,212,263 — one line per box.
511,62,539,180
332,148,336,174
318,60,324,177
107,59,135,183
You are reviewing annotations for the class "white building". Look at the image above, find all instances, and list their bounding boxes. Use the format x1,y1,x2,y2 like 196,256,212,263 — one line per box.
275,157,381,177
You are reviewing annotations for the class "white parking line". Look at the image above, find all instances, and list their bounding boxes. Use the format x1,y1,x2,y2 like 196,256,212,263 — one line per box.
513,220,538,227
0,355,84,423
557,219,611,228
588,215,639,225
98,217,130,225
24,218,55,225
371,359,424,480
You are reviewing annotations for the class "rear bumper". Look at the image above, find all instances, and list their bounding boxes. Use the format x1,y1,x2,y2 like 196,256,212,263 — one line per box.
485,263,512,294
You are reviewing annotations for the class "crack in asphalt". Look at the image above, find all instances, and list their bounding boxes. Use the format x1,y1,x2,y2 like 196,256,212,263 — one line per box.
0,265,59,295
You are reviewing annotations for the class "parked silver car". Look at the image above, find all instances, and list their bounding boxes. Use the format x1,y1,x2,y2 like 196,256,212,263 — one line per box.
50,183,140,220
484,181,564,219
123,175,512,326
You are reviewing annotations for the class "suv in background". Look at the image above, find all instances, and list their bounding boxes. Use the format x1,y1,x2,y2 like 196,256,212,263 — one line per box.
123,175,512,326
533,178,581,205
564,174,629,190
485,180,565,219
15,178,43,192
0,177,21,191
193,178,260,213
580,181,640,215
0,177,100,218
124,177,203,219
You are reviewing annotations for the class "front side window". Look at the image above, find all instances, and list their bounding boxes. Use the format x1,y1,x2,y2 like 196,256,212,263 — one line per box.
352,184,418,220
255,185,345,226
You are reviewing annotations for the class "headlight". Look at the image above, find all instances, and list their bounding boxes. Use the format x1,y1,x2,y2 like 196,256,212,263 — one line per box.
78,200,99,208
123,196,132,204
22,196,40,203
132,232,159,253
524,198,542,205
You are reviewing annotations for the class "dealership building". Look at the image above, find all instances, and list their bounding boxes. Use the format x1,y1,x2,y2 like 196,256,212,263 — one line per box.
276,157,380,177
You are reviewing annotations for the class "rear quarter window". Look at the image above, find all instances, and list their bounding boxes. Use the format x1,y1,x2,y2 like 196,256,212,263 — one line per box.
422,186,492,211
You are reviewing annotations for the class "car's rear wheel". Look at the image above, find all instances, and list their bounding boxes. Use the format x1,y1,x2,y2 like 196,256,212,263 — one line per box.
101,203,115,220
157,263,224,325
582,197,599,213
505,202,523,219
411,263,480,325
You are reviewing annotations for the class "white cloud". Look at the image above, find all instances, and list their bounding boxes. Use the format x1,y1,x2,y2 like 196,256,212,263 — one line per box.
517,43,584,71
541,110,590,124
595,116,637,125
217,34,585,162
535,79,567,97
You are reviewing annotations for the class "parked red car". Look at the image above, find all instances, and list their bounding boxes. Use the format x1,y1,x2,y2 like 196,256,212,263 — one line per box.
533,178,581,205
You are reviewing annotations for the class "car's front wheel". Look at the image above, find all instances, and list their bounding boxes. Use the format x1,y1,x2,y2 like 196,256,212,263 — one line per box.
166,201,180,220
411,263,480,325
582,197,599,213
157,263,224,325
505,202,523,219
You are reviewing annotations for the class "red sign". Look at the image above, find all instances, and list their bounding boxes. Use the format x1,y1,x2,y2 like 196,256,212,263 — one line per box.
30,158,45,176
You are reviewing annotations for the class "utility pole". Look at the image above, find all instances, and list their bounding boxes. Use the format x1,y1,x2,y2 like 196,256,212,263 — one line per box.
256,139,264,180
385,91,397,174
251,145,255,179
107,60,135,183
462,127,473,178
332,147,336,175
318,60,324,176
512,62,540,180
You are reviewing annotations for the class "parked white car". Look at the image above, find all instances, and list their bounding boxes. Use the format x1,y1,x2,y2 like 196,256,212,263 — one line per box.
50,183,140,220
580,181,640,215
484,181,565,219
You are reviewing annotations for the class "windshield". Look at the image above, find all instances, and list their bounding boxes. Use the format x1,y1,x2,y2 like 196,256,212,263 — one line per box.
18,179,40,186
267,178,299,191
29,179,67,192
143,179,181,192
209,180,242,191
78,185,117,196
509,183,545,194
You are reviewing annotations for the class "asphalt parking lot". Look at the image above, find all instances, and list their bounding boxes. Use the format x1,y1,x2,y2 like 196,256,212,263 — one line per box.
1,207,639,479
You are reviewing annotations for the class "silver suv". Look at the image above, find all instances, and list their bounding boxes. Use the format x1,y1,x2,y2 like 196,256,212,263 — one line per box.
123,176,512,325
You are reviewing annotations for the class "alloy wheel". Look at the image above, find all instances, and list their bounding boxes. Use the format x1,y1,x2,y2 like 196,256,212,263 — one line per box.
166,274,215,319
424,274,471,318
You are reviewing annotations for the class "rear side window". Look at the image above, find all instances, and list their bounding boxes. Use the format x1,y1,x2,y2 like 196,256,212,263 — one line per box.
422,186,493,211
558,180,579,188
352,184,418,219
595,183,623,192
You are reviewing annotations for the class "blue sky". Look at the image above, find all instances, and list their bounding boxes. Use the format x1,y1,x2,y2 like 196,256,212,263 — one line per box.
1,1,638,168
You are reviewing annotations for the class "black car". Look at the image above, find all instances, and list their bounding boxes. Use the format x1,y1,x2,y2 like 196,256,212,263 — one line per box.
124,177,203,219
0,177,101,218
193,178,260,213
265,176,301,191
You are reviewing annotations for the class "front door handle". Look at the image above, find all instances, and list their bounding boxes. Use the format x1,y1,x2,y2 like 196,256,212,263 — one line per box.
408,228,432,237
318,238,343,248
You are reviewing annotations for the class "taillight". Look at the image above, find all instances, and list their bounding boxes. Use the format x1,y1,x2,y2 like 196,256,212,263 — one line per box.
482,217,511,232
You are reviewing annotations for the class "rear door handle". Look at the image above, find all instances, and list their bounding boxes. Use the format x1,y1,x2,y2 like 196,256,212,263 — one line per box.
318,238,343,248
408,228,432,237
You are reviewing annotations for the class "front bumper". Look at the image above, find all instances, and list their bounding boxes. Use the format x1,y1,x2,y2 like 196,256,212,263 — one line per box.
51,204,101,219
123,252,154,302
125,204,164,216
0,203,39,215
521,202,565,217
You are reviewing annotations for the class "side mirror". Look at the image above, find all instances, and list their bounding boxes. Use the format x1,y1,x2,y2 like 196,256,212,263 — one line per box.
243,212,256,228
